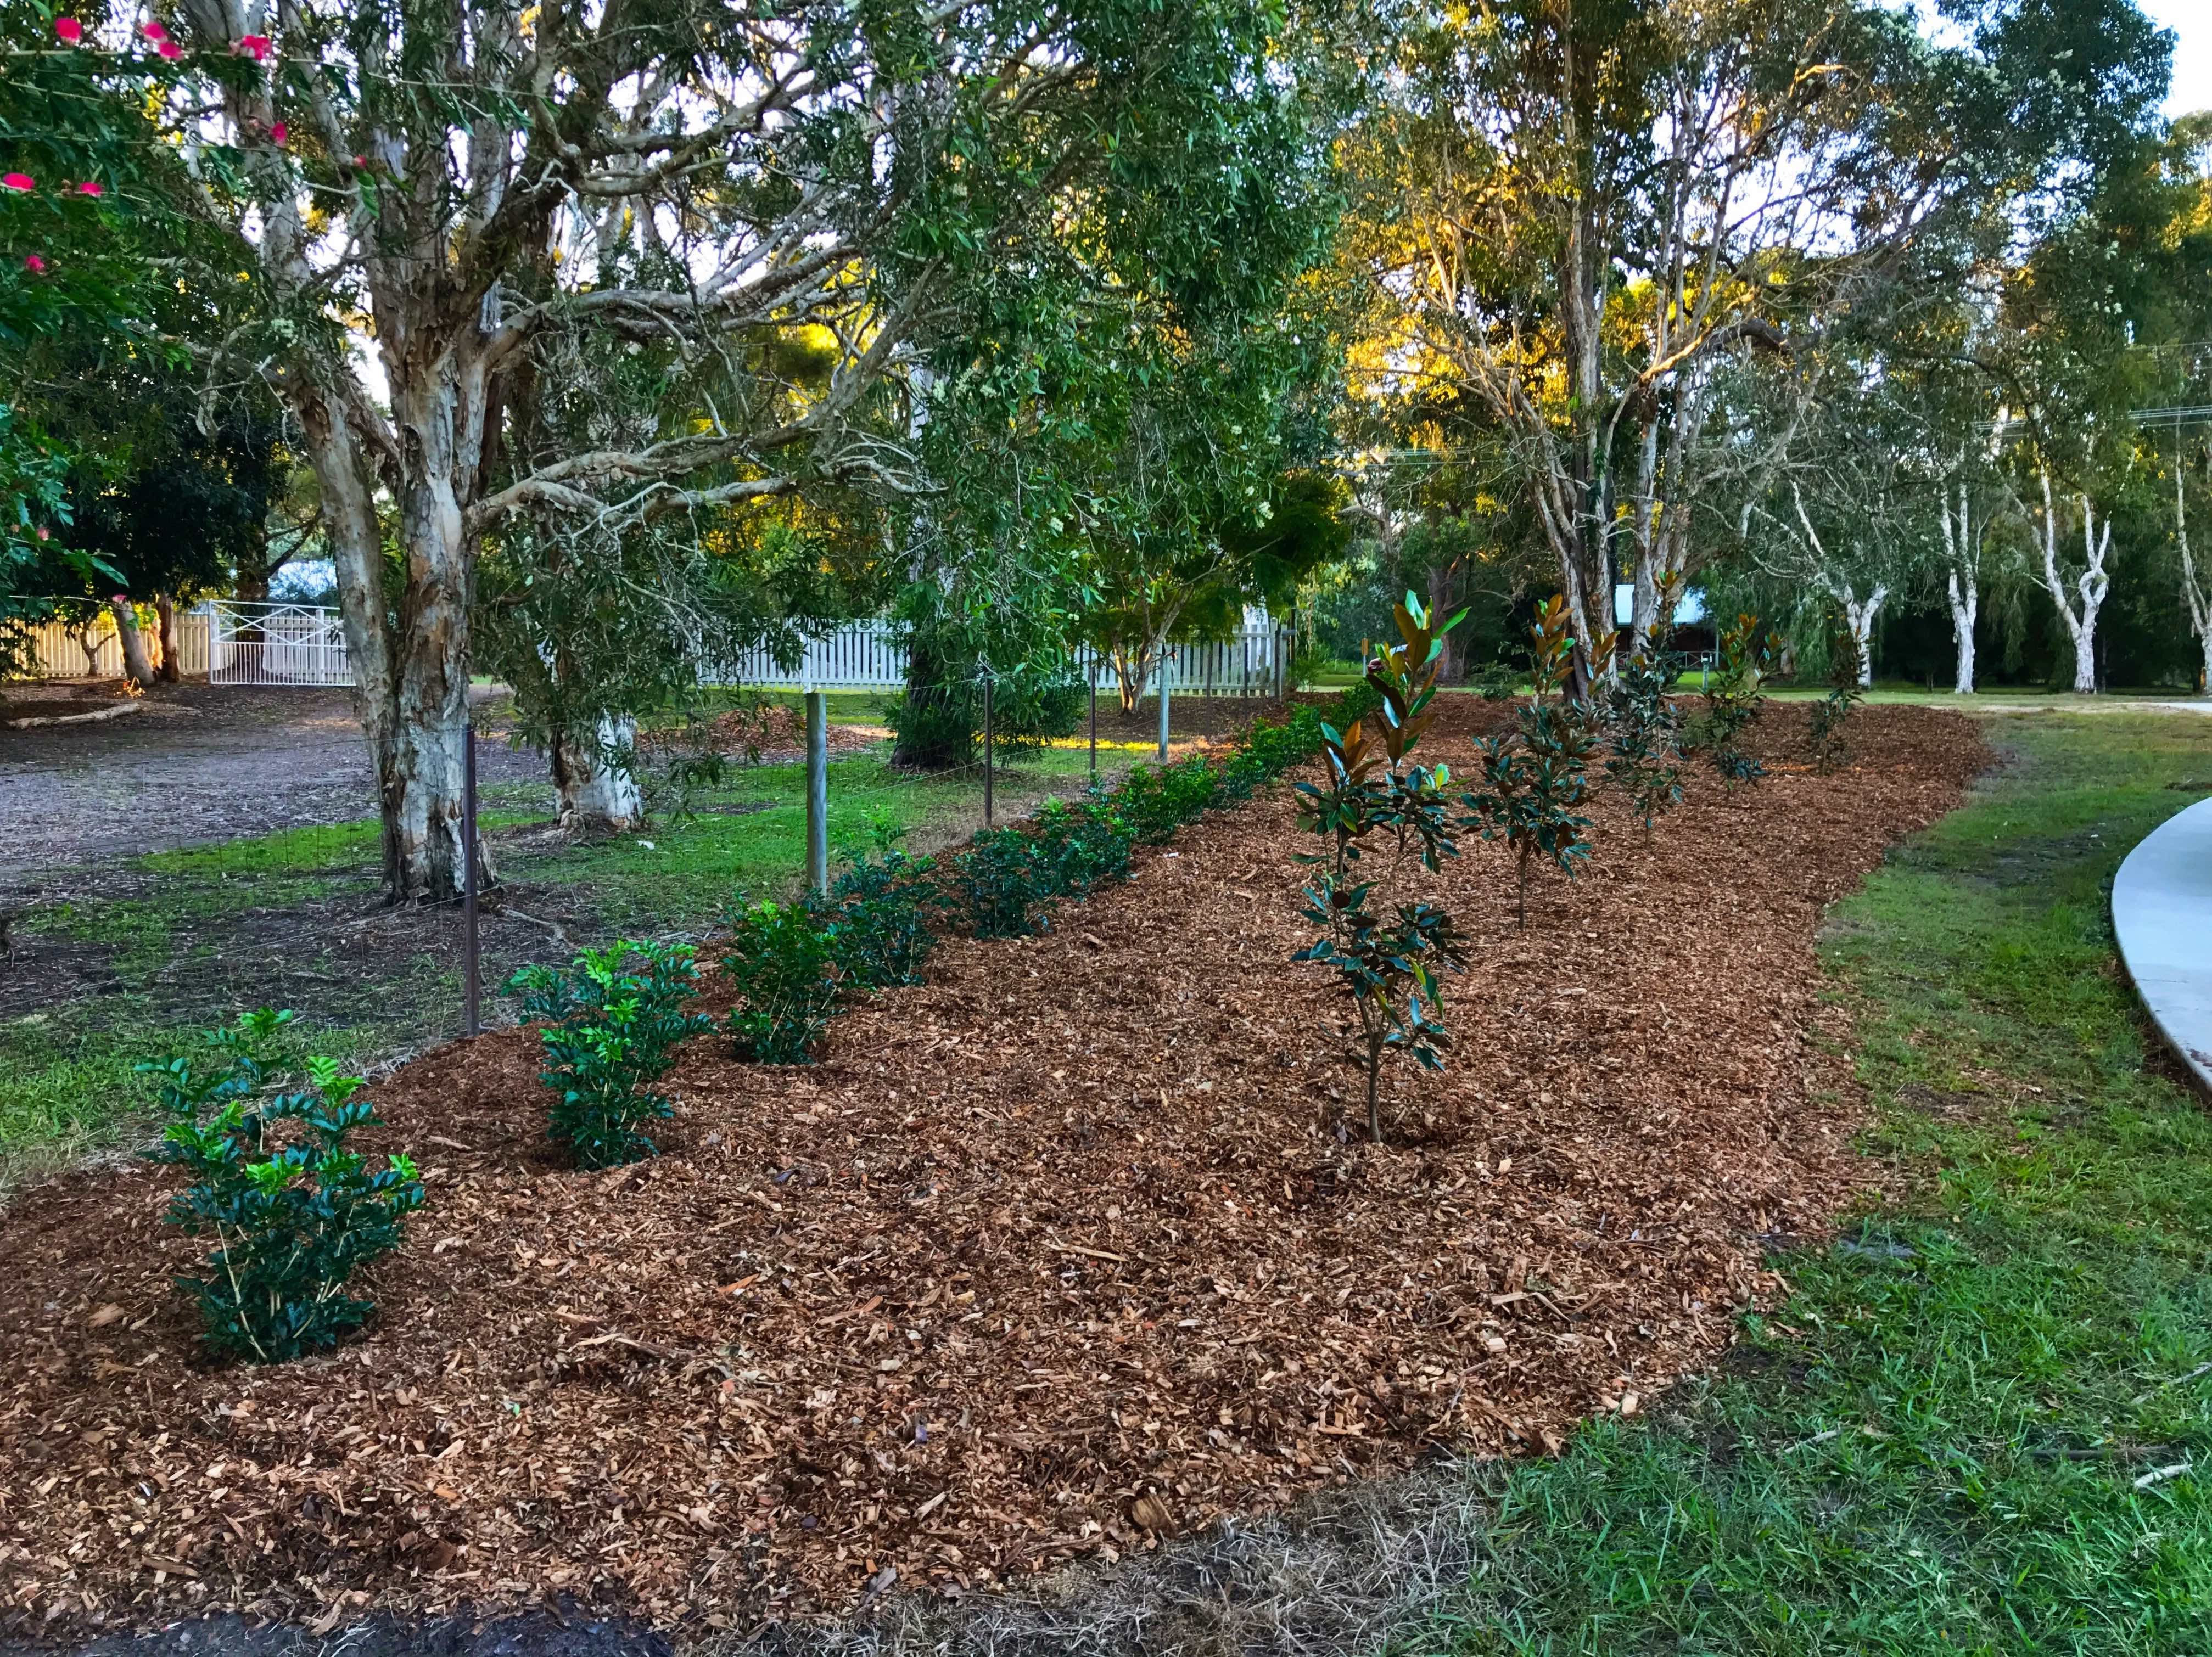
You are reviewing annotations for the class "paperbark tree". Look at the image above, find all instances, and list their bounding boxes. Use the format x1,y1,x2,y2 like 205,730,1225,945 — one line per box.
1939,483,1984,694
2035,469,2112,695
2174,449,2212,693
107,594,154,687
1346,0,2170,685
114,0,1268,901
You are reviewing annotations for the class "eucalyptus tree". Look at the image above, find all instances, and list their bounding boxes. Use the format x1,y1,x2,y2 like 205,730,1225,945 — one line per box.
1342,0,2173,685
895,13,1351,723
1746,383,1927,687
78,0,1301,902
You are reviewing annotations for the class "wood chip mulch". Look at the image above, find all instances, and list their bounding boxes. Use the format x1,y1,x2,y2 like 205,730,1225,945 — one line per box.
0,703,1990,1642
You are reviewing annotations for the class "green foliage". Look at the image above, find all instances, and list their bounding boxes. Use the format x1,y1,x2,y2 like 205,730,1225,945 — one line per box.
1218,704,1328,802
720,902,840,1065
142,1010,423,1363
1698,612,1782,788
944,827,1066,939
1603,582,1688,836
816,849,940,990
1426,714,2212,1653
1603,648,1685,836
886,589,1085,769
1462,597,1597,926
1292,592,1469,1143
1468,660,1522,701
509,942,711,1165
1809,600,1867,774
1032,791,1139,891
1116,752,1227,844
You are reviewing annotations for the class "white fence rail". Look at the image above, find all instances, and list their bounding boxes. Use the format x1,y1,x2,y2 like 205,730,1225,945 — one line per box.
13,601,1289,698
209,602,352,686
10,603,211,680
708,621,1289,697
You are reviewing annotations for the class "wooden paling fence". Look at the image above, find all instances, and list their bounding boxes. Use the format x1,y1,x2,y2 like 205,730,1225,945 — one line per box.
11,604,211,680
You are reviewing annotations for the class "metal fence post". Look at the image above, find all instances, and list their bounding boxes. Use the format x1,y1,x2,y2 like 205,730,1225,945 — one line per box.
462,718,480,1038
1088,659,1097,778
805,688,828,896
1157,652,1171,761
982,671,995,828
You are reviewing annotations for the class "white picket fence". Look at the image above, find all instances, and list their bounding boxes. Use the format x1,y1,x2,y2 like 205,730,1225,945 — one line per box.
12,600,1289,697
706,620,1289,697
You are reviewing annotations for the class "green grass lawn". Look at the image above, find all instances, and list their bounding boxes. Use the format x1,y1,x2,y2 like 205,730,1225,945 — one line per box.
1415,711,2212,1654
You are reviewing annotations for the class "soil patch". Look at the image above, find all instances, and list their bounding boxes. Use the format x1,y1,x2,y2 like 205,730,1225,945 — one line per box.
0,705,1989,1642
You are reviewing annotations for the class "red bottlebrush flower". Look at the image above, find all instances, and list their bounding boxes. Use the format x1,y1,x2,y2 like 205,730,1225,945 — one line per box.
24,255,46,273
158,38,181,58
54,16,82,43
2,173,35,192
270,121,288,144
140,19,166,41
75,181,102,196
236,33,270,60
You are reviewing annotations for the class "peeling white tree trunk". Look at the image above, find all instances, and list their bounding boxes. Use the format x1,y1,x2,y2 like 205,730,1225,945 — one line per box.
553,716,643,834
2176,457,2212,694
2037,469,2111,696
298,383,492,905
1946,569,1977,695
107,597,155,688
1938,482,1980,695
1822,580,1885,688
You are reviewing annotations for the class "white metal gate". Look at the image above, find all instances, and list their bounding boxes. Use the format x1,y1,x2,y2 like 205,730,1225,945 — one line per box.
209,602,351,686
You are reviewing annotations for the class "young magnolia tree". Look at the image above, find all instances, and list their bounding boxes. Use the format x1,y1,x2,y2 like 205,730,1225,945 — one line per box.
63,0,1299,901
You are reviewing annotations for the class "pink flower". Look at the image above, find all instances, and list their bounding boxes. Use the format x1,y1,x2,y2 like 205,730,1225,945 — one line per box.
140,19,166,41
35,526,49,540
54,16,82,43
270,121,287,145
158,38,180,58
352,154,368,167
2,173,35,192
24,255,46,273
75,181,102,196
236,33,270,60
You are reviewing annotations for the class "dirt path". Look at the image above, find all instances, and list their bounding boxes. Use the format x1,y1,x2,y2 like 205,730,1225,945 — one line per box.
0,683,545,879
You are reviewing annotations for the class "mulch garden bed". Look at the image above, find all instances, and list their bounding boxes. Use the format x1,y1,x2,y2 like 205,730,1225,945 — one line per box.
0,703,1990,1642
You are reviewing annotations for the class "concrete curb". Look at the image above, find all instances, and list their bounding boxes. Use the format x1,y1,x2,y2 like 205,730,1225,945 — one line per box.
2113,794,2212,1091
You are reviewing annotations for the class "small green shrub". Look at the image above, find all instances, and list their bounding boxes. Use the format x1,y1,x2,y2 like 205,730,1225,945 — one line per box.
721,901,841,1063
1696,612,1779,788
143,1009,424,1363
509,941,712,1166
1461,598,1597,926
1808,599,1865,774
946,827,1065,938
1292,593,1470,1143
1467,659,1521,700
1118,753,1224,844
1032,791,1137,892
816,849,939,989
1603,637,1685,838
